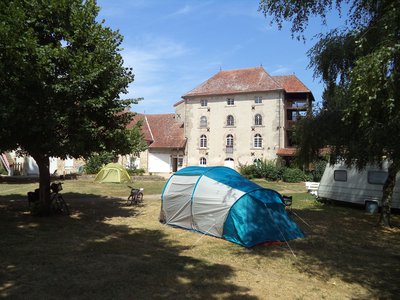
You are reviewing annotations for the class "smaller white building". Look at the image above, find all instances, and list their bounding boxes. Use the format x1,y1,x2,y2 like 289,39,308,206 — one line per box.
124,114,186,176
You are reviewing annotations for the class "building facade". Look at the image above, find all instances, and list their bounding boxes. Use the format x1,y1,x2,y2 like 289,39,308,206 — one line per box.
122,113,186,176
175,67,313,169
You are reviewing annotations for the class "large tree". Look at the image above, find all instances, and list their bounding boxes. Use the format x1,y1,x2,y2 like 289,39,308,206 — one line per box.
0,0,137,214
259,0,400,225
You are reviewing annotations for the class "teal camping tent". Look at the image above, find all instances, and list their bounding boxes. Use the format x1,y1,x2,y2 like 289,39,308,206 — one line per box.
161,166,304,247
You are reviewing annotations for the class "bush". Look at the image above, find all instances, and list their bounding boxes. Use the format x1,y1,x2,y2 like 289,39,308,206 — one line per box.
0,163,8,175
238,164,257,179
127,168,145,176
282,168,306,183
311,160,327,182
84,152,116,174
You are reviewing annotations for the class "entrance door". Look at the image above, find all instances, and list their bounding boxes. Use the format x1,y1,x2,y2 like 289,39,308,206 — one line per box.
224,158,234,169
172,157,178,172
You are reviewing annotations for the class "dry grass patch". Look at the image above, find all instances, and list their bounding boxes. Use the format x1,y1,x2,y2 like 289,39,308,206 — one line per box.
0,179,399,299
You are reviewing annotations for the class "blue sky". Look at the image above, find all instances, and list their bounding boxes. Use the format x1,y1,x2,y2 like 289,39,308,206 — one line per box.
97,0,342,114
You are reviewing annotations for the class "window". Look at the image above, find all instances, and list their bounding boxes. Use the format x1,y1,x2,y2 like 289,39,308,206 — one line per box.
334,170,347,182
199,157,207,166
178,158,183,168
226,134,233,147
227,98,234,106
227,115,235,126
253,134,262,148
200,135,207,148
200,116,207,128
368,171,388,185
255,96,262,104
200,99,208,107
255,114,262,126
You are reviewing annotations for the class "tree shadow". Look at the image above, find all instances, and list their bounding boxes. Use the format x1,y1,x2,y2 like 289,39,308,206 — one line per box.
247,204,400,299
0,194,257,299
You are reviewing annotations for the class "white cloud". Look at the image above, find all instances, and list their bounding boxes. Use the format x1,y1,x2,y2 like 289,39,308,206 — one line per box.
119,36,192,113
166,4,193,17
270,65,292,75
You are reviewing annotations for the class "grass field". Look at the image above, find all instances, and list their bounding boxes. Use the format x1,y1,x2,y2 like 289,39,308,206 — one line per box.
1,178,399,299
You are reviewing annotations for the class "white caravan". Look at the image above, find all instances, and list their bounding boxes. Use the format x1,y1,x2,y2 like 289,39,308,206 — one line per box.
318,162,400,209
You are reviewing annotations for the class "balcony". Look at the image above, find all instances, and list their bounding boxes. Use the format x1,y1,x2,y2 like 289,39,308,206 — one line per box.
286,101,308,110
225,146,233,153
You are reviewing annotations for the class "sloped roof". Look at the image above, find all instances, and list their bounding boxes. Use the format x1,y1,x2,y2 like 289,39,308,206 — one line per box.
272,75,310,93
128,113,186,149
276,148,297,156
183,67,283,97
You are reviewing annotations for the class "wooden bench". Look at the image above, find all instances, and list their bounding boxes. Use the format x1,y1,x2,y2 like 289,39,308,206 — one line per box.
305,182,320,197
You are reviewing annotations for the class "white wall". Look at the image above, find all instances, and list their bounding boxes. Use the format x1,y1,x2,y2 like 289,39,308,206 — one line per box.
148,152,171,173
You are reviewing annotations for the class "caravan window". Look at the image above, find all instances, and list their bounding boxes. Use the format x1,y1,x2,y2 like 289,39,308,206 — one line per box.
368,171,388,185
334,170,347,182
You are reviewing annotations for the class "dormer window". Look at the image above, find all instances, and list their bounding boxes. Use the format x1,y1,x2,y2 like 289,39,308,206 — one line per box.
200,99,208,107
227,98,234,106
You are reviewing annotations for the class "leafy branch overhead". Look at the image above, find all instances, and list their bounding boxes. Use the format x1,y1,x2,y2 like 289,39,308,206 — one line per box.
259,0,400,226
0,0,140,215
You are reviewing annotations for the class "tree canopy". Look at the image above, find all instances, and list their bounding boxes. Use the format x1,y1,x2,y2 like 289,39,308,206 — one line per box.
259,0,400,225
0,0,139,214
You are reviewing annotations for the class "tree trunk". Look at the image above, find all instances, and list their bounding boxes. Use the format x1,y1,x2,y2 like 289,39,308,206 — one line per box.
32,155,51,216
379,160,399,227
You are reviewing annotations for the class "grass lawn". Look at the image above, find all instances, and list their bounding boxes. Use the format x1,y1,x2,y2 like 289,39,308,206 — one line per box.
1,178,399,299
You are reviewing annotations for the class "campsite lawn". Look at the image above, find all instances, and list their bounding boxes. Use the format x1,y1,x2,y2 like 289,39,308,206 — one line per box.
1,178,399,299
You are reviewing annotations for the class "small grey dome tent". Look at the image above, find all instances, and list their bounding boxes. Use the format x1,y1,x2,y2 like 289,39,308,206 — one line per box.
161,166,304,248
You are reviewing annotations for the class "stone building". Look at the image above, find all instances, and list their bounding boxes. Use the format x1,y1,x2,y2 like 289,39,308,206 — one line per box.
174,66,313,169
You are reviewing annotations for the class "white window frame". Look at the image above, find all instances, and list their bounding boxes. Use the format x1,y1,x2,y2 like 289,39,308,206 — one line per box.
227,115,235,126
226,134,234,147
200,99,208,107
227,98,234,106
255,114,262,126
200,116,207,128
200,134,207,148
254,134,262,148
199,157,207,166
255,96,262,104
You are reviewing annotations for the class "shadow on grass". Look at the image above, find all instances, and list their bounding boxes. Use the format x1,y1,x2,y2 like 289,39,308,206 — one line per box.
248,203,400,299
0,194,256,299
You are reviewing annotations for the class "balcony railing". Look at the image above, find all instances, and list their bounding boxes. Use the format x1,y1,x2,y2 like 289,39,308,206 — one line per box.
225,146,233,153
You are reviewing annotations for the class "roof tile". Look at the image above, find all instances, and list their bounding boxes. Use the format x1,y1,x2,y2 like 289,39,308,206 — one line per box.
128,113,186,149
183,67,282,97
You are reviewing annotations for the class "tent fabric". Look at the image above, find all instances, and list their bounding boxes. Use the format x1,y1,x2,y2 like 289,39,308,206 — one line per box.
94,163,131,183
161,166,304,248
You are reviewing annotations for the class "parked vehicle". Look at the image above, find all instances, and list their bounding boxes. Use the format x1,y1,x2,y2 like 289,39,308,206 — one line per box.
318,162,400,210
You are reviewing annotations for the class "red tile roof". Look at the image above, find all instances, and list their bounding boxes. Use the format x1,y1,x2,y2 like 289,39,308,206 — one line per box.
272,75,310,93
128,113,186,149
183,67,283,97
276,148,297,156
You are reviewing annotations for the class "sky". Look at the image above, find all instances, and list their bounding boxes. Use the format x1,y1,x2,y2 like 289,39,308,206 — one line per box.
96,0,343,114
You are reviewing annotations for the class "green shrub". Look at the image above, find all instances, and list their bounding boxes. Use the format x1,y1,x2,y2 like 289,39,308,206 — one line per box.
238,164,257,179
282,168,306,183
84,152,116,174
0,163,8,175
311,160,327,182
127,168,145,176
